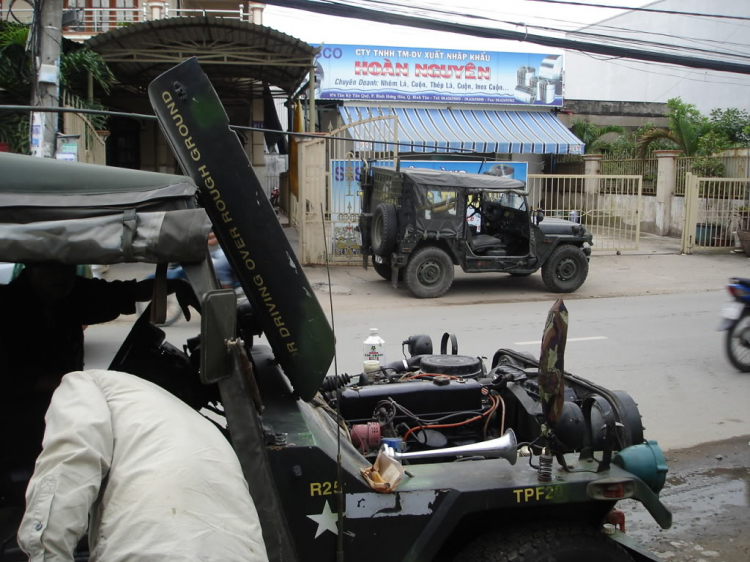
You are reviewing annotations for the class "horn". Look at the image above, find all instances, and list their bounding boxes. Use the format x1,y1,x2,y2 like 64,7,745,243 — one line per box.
385,429,517,465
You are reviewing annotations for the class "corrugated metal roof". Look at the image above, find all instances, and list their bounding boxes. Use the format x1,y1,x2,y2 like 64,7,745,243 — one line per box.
85,16,316,98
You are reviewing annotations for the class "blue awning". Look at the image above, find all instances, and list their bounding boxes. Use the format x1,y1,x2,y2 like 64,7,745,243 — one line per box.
338,106,584,155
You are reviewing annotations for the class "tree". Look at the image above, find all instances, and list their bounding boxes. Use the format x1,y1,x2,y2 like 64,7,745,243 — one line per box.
710,108,750,146
636,98,716,157
570,119,624,154
0,21,116,153
607,123,673,158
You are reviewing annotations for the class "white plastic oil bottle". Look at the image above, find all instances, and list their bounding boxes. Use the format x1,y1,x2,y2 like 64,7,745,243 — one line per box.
363,328,386,367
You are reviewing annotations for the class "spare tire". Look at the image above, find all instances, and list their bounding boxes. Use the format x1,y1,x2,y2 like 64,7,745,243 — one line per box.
371,203,398,257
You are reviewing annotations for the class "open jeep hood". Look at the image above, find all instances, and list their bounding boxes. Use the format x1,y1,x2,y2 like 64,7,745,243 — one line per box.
0,153,211,265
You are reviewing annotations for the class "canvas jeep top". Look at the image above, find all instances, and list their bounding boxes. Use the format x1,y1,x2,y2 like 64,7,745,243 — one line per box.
359,166,594,298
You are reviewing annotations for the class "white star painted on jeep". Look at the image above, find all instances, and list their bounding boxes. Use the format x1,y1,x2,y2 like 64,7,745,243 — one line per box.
307,500,339,538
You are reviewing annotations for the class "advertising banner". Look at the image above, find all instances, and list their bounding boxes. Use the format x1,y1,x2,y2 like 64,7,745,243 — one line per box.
315,45,563,106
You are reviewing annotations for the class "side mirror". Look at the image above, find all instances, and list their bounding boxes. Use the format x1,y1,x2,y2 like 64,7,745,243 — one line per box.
536,209,545,224
200,289,237,385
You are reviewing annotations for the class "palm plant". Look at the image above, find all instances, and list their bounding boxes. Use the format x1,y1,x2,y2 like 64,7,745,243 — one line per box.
570,120,624,154
636,98,714,157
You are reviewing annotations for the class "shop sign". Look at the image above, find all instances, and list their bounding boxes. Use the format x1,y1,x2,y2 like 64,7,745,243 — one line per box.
314,45,563,106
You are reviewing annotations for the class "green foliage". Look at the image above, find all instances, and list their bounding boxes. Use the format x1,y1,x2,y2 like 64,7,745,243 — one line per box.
0,22,33,101
637,98,714,157
0,112,30,154
692,131,729,177
570,120,624,154
710,108,750,145
0,21,117,153
60,48,117,95
607,123,673,158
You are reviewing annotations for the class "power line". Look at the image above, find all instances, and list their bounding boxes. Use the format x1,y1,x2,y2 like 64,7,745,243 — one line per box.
261,0,750,74
526,0,750,21
351,0,750,61
576,52,750,89
270,1,750,57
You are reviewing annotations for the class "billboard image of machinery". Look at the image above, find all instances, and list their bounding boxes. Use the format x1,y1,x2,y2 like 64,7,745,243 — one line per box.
515,55,563,105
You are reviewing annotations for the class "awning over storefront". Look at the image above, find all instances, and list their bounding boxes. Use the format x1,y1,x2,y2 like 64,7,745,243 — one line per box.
338,106,584,155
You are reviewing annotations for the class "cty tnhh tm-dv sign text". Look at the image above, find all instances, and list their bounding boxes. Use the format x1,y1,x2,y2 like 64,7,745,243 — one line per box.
314,45,564,106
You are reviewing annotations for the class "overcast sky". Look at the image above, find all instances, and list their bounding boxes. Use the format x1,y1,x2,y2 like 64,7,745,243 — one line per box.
261,0,651,54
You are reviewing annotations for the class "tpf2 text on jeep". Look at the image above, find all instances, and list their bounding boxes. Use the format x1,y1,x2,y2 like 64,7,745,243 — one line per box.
359,166,593,298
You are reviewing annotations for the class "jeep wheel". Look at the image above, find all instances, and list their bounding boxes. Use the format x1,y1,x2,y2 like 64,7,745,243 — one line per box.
454,526,634,562
541,245,588,293
371,202,398,256
404,246,454,298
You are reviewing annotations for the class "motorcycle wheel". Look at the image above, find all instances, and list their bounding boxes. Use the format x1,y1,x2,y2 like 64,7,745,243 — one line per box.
725,311,750,372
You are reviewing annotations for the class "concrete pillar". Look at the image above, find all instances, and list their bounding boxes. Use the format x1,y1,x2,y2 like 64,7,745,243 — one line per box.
583,154,602,194
654,150,681,236
149,2,166,20
30,0,62,158
249,3,265,24
308,66,316,133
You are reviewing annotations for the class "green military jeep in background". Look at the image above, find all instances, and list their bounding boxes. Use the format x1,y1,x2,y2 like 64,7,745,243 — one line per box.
0,59,670,562
359,166,594,298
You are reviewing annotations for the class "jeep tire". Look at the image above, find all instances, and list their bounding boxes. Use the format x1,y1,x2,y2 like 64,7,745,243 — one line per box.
541,245,588,293
371,202,398,257
454,526,635,562
404,246,454,298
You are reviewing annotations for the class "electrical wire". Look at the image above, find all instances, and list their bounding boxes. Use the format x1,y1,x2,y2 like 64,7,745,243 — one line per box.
407,372,461,381
526,0,750,22
482,394,498,439
328,0,750,63
403,393,498,443
382,397,489,426
496,392,506,436
259,0,750,74
573,51,750,90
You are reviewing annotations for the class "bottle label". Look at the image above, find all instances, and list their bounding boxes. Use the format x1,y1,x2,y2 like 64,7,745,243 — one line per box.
364,344,385,364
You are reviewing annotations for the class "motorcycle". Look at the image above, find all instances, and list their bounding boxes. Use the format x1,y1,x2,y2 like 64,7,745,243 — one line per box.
270,186,279,207
718,277,750,371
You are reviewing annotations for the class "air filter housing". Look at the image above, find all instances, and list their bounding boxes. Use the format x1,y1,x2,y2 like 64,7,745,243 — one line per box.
419,354,483,378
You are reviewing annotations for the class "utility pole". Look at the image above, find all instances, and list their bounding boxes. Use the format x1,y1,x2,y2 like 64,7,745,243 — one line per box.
30,0,63,158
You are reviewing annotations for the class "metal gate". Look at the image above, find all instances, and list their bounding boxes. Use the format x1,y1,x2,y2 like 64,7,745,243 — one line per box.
298,116,398,265
527,174,643,252
681,172,750,254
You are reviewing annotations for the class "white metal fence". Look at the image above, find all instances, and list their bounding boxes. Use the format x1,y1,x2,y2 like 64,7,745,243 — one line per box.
527,174,643,252
680,173,750,254
297,117,398,265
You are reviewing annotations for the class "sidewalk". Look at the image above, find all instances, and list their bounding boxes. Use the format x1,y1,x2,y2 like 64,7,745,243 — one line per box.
103,214,750,313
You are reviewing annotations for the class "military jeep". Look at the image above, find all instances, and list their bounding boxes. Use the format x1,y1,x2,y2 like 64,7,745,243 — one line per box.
0,59,670,562
359,166,593,298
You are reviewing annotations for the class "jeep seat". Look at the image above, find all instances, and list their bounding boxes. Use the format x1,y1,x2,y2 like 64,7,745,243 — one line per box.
470,234,507,256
